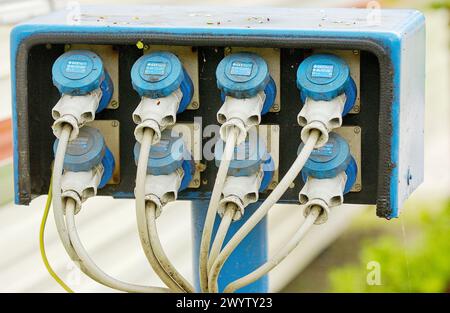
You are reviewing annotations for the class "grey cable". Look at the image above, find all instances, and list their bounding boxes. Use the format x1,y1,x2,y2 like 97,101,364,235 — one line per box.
52,124,80,261
199,127,238,292
223,205,322,293
65,197,171,293
207,203,237,273
208,130,320,293
135,127,186,292
146,202,195,292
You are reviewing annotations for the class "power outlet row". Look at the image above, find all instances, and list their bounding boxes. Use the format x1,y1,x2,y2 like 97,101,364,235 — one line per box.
75,45,361,192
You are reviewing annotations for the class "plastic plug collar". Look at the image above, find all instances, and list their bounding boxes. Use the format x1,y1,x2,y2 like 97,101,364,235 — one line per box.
132,88,183,144
217,91,266,144
218,169,264,221
142,168,184,218
297,93,346,148
61,164,104,214
52,88,102,140
299,171,347,224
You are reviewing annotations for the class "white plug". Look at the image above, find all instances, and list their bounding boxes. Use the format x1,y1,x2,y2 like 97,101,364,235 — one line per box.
218,168,264,221
132,88,183,144
298,171,347,224
217,91,266,145
140,168,184,218
52,88,102,140
60,164,104,214
297,93,346,148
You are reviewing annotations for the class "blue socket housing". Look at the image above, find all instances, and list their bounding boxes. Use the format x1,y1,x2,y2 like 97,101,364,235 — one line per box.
214,137,274,192
297,53,357,116
299,132,357,194
216,52,276,113
131,51,194,113
133,131,194,191
52,50,113,112
53,126,115,188
220,76,276,115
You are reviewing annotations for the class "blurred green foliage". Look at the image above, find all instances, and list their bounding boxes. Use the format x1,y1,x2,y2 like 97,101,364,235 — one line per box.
430,1,450,9
329,200,450,292
0,164,14,206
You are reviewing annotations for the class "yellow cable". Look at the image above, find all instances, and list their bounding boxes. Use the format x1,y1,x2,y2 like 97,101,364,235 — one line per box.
39,175,74,293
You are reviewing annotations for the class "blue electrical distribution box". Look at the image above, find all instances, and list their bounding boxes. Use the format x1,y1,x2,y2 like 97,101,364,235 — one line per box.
11,5,425,220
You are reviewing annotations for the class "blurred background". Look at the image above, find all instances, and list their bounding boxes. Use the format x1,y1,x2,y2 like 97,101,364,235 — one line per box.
0,0,448,293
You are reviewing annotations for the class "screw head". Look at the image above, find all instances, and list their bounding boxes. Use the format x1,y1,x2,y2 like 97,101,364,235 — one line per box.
191,101,199,109
354,126,361,134
111,120,119,127
110,100,119,109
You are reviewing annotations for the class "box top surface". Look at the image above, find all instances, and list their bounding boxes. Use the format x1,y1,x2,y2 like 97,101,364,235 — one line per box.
17,5,423,36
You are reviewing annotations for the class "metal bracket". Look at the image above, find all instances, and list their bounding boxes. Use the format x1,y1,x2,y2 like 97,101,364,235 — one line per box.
334,126,362,192
256,124,280,190
167,122,202,188
87,120,121,185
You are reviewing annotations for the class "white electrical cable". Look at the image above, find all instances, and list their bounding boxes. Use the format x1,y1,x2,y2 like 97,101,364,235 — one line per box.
207,129,320,293
51,124,173,293
65,197,171,293
52,124,80,261
223,205,323,293
207,203,237,273
146,203,195,292
52,123,113,283
135,127,185,292
199,127,238,292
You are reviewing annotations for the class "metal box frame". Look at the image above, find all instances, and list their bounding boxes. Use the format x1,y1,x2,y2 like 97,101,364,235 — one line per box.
11,6,425,218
